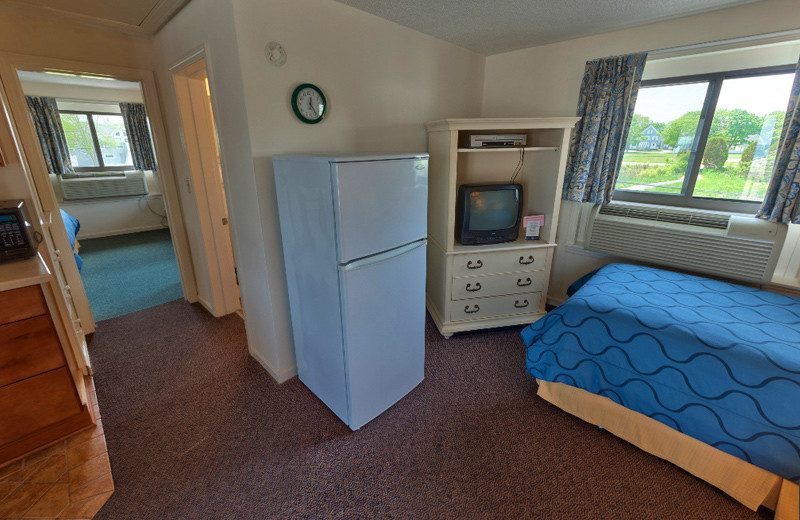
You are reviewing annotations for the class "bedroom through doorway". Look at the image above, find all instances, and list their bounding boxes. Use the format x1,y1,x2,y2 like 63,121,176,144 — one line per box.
18,69,183,322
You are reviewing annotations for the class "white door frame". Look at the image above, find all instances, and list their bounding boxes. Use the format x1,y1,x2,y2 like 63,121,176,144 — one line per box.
171,49,240,316
0,52,199,338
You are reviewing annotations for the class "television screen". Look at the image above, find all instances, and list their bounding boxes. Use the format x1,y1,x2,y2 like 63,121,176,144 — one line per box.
456,183,523,245
468,190,519,231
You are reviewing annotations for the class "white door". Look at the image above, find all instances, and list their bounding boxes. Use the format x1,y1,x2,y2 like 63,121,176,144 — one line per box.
338,240,426,429
332,158,428,263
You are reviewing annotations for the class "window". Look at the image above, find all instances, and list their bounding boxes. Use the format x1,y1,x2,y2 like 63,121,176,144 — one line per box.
614,65,795,213
59,110,133,171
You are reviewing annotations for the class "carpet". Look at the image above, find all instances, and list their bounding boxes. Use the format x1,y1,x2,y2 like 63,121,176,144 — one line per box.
77,229,183,321
88,300,771,519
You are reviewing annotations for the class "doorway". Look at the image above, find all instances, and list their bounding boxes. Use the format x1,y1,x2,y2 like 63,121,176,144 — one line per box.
171,55,240,317
16,70,184,321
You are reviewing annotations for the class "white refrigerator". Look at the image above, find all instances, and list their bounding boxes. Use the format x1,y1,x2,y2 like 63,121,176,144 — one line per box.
273,154,428,430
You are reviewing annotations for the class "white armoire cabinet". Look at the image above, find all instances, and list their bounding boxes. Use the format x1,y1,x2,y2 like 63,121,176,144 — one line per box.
424,118,579,338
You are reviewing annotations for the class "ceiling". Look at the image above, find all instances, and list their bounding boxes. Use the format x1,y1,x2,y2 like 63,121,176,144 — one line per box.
332,0,763,55
0,0,189,35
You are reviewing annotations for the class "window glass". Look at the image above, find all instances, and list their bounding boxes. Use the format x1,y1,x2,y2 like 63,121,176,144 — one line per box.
617,82,708,195
695,73,794,201
92,114,132,167
60,113,99,167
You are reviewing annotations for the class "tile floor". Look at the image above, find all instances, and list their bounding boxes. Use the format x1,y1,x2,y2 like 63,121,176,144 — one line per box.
0,380,113,519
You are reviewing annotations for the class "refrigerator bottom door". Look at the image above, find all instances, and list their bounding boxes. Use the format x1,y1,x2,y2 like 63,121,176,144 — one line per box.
339,241,426,430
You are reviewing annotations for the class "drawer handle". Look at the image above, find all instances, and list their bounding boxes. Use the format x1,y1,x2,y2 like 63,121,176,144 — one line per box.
467,260,483,270
517,277,532,287
464,304,480,314
519,255,535,265
466,282,482,292
514,299,529,308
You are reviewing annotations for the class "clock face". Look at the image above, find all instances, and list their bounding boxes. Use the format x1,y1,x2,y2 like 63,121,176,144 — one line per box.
291,84,327,124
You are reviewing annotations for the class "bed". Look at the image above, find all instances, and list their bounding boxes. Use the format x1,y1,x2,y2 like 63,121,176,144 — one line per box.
521,263,799,519
59,209,82,271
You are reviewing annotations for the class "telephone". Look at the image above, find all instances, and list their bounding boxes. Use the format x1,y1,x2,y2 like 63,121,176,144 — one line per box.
0,200,37,262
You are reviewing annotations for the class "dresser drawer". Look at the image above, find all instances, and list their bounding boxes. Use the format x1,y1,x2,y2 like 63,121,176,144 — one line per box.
452,270,546,300
0,285,47,326
450,292,542,322
0,367,83,447
0,315,66,387
451,249,546,277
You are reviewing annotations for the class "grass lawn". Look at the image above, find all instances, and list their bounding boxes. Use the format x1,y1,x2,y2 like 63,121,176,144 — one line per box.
621,151,675,164
617,167,767,201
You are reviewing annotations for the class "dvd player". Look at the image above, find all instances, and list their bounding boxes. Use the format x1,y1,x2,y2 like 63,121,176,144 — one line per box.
469,134,527,148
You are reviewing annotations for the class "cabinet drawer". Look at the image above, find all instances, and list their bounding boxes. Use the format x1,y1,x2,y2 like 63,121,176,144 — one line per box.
0,285,47,326
0,367,83,447
452,270,546,300
451,249,546,277
450,292,542,322
0,315,66,387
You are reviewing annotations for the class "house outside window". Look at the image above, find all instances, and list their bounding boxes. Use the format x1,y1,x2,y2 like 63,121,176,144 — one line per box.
614,65,795,213
59,109,134,172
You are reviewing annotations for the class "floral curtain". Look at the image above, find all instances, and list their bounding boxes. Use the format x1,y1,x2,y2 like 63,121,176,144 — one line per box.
562,53,648,203
25,96,73,175
756,57,800,224
119,102,157,171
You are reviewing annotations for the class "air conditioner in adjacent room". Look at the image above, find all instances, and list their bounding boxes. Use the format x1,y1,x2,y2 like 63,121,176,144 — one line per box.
60,171,148,201
584,203,787,284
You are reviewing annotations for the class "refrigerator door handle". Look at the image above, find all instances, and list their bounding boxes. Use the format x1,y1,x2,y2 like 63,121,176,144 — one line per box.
341,239,427,272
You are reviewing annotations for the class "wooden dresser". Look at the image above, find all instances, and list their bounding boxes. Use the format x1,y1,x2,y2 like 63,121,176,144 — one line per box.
0,255,93,466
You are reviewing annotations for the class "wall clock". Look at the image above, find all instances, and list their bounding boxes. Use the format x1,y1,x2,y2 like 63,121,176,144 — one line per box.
291,83,327,124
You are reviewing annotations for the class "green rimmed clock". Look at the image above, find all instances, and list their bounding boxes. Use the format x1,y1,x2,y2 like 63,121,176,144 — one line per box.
291,83,327,124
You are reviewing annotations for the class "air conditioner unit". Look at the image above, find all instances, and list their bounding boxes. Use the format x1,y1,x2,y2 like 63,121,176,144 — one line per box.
61,171,148,201
584,203,787,284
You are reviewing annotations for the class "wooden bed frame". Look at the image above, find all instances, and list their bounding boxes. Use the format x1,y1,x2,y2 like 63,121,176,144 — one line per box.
537,380,798,520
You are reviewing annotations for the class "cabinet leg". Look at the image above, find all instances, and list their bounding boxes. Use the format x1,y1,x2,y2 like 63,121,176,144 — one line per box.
442,332,453,339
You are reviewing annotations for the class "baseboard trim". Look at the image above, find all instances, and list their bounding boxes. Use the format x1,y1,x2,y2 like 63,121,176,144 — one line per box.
248,347,297,384
547,295,567,307
78,224,169,240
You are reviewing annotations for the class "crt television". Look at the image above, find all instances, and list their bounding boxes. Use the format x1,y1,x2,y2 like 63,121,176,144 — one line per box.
455,183,523,245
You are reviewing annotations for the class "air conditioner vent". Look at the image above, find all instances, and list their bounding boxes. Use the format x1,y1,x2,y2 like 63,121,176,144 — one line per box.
586,204,786,284
599,203,730,230
61,171,148,201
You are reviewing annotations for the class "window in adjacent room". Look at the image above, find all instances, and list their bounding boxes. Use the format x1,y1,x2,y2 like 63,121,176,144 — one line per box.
614,65,795,213
59,109,133,172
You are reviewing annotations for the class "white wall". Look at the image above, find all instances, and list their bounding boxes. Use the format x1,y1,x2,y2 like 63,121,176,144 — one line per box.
60,195,167,239
153,0,484,382
152,0,281,376
481,0,800,300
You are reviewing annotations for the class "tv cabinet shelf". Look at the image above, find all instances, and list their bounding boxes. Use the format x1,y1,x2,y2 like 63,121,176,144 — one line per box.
425,117,579,338
456,146,559,153
446,237,556,254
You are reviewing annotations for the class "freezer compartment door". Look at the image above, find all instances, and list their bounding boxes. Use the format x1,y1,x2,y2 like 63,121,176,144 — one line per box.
339,240,426,429
332,158,428,264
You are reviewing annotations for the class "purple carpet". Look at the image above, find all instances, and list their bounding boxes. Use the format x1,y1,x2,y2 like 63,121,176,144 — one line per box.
88,300,770,519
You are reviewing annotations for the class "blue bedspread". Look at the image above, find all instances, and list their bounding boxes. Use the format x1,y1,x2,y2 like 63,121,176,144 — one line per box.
521,263,800,482
60,209,82,271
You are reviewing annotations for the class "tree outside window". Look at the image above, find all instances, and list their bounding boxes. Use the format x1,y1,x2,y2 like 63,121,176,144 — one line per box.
615,66,795,213
59,110,133,171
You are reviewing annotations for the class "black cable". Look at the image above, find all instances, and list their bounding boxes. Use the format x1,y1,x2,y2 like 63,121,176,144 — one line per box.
510,145,525,184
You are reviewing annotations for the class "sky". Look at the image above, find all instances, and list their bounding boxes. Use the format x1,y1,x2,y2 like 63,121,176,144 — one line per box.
635,72,795,123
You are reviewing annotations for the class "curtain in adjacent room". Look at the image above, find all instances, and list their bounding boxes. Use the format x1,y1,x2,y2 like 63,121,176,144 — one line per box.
562,52,647,203
119,102,157,171
757,56,800,224
25,95,73,175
